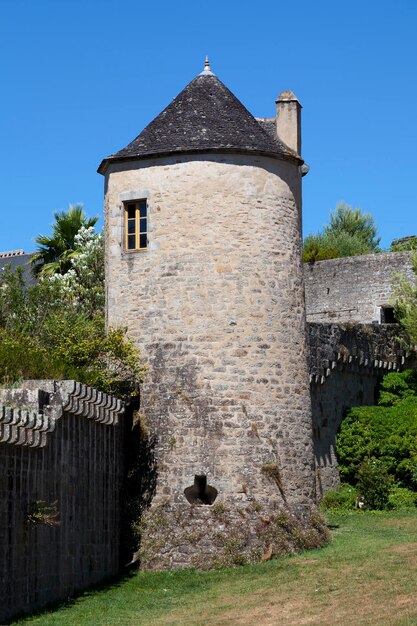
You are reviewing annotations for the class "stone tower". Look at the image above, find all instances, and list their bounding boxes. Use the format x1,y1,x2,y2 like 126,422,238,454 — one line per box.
99,60,322,568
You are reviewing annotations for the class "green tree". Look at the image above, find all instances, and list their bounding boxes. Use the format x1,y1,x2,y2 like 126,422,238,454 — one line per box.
31,204,98,276
303,230,372,262
303,202,381,262
326,202,380,251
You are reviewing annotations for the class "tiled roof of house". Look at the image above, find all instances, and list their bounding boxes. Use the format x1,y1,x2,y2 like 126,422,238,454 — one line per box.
98,63,300,174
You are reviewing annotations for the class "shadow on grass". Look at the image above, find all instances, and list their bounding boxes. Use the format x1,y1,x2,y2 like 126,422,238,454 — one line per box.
10,568,138,625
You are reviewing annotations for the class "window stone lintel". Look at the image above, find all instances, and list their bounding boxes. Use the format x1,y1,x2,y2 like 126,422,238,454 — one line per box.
119,190,151,203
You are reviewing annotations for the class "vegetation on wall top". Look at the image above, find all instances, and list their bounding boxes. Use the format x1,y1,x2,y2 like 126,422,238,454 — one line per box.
390,235,417,252
0,206,146,396
393,252,417,346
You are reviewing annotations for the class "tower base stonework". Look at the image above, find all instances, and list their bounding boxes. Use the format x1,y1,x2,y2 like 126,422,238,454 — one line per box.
138,502,329,570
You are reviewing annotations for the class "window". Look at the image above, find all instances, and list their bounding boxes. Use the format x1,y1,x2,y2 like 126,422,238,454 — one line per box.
380,306,397,324
124,200,147,251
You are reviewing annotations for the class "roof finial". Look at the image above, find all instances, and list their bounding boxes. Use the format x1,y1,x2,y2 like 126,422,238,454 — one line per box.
199,55,215,76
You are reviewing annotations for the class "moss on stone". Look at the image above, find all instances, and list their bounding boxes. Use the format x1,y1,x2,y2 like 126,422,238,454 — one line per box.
137,502,331,571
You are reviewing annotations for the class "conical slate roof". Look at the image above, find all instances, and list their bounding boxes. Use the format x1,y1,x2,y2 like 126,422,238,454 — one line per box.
98,65,299,174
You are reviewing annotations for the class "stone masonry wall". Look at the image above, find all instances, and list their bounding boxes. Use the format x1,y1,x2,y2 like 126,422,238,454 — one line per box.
105,153,313,504
105,153,316,567
0,381,125,622
308,323,412,493
304,251,414,323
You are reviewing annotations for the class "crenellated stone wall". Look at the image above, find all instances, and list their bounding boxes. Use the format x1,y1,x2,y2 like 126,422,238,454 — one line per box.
0,380,125,623
304,251,414,324
307,323,414,493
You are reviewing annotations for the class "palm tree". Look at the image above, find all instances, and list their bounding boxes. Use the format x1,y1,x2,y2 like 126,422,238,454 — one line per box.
32,204,99,276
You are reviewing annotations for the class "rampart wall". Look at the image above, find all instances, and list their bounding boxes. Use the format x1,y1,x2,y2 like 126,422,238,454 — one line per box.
304,251,414,323
308,323,413,493
0,380,125,622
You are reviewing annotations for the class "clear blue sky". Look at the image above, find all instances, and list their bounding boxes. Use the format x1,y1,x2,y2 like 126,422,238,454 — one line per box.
0,0,416,252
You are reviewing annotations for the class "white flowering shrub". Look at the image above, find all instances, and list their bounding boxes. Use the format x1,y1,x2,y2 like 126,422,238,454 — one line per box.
46,226,104,315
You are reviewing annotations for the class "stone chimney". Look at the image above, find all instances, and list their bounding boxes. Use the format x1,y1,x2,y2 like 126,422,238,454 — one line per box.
276,91,302,155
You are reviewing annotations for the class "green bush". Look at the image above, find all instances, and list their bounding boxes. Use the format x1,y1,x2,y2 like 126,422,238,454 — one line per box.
319,483,358,511
378,370,417,407
336,370,417,509
0,266,146,395
0,331,80,383
356,459,392,510
388,486,417,510
337,389,417,489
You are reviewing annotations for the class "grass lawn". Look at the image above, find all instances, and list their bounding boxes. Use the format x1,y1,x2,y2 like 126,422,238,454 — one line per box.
13,510,417,626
